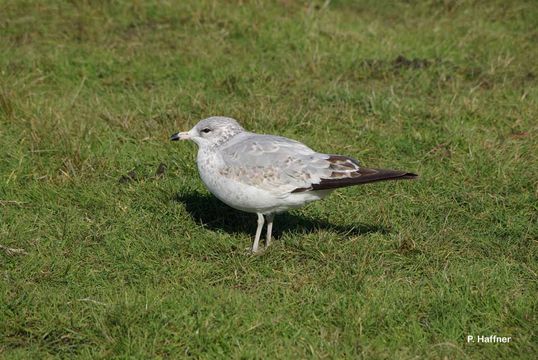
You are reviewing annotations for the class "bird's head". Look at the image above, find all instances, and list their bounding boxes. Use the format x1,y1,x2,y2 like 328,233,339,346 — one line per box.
170,116,244,147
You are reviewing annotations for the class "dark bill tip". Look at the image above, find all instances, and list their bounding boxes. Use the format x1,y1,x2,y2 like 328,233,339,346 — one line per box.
170,133,180,141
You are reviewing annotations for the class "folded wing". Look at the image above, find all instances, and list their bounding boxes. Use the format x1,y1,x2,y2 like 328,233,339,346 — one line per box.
219,133,417,196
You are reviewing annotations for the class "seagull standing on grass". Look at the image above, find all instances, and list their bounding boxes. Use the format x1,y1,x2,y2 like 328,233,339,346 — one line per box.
171,116,417,253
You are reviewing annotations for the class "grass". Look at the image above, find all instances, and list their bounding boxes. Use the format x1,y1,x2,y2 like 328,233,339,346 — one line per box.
1,0,537,358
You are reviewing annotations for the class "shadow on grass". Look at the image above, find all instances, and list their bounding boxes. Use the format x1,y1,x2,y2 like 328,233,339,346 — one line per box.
174,192,388,238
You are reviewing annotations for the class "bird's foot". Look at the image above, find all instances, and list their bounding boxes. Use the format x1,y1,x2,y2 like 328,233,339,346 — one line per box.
245,246,264,256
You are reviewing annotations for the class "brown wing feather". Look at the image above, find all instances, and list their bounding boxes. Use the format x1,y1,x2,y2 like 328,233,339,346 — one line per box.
292,155,418,193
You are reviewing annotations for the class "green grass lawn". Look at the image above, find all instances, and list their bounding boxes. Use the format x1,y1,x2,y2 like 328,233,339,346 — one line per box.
1,0,537,358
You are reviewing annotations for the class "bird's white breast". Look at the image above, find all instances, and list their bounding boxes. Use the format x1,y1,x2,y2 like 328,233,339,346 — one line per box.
196,148,329,214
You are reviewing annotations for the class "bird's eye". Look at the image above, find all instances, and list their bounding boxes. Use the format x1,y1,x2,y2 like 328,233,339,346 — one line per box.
201,128,211,134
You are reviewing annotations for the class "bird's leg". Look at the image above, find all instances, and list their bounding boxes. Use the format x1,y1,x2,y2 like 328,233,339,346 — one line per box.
265,214,274,248
251,213,264,253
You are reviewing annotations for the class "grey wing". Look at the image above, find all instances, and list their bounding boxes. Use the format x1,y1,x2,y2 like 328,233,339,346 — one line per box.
219,134,361,195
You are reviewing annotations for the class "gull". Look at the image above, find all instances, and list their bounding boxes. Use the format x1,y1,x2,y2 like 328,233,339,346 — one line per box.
171,116,417,253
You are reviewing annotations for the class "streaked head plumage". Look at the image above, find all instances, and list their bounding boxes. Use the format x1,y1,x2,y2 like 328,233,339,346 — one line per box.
170,116,244,147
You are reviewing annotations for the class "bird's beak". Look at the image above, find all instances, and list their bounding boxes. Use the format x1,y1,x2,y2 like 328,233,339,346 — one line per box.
170,131,190,141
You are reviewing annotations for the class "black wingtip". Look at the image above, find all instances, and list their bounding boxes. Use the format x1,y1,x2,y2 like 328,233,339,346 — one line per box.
292,168,419,193
401,172,419,179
